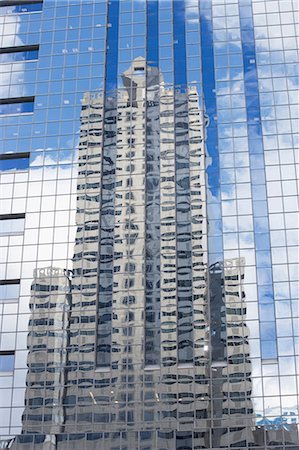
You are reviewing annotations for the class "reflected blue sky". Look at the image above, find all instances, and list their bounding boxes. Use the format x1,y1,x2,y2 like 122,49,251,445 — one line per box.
239,1,277,359
0,155,29,171
173,0,187,89
200,3,223,264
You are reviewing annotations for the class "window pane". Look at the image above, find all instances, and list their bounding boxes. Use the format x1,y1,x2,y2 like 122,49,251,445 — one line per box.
0,158,29,171
0,101,34,116
0,353,15,372
0,46,39,64
0,280,20,302
0,2,43,15
0,218,25,235
0,154,30,171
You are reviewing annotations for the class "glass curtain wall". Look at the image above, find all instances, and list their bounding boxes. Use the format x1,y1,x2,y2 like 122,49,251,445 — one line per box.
0,1,298,449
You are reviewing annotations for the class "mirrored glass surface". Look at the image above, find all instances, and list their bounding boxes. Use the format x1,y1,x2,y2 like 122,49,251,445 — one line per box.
0,0,298,449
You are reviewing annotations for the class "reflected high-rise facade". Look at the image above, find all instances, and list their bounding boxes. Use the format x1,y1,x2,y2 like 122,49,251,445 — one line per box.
69,58,210,434
209,258,255,448
0,1,298,449
22,267,71,435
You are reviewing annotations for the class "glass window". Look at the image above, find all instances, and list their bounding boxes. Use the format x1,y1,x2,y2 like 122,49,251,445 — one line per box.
0,98,34,116
0,214,25,235
0,153,30,171
0,45,39,64
0,2,43,15
0,352,15,372
0,280,20,302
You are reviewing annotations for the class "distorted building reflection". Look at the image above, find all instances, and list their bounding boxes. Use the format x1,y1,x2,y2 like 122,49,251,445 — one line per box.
21,267,71,434
210,258,255,448
66,57,209,439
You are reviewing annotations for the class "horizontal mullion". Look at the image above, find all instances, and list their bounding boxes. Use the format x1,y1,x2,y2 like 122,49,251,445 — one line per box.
0,152,30,161
0,279,20,285
0,96,34,105
0,44,39,54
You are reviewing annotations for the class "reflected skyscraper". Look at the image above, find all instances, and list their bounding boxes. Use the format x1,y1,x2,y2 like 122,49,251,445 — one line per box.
67,58,210,438
18,58,210,448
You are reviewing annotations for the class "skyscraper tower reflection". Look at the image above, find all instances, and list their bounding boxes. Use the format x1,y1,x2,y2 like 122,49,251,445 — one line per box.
66,58,209,440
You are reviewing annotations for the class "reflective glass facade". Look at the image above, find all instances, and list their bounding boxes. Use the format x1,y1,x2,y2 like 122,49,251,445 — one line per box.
0,1,298,449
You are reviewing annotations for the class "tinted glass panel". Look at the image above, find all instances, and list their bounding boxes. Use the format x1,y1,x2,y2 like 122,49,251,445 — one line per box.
0,101,34,116
0,2,43,14
0,48,39,64
0,281,20,302
0,353,15,372
0,217,25,234
0,157,29,171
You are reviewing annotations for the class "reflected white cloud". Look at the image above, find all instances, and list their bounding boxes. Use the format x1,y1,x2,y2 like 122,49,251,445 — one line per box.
1,157,77,282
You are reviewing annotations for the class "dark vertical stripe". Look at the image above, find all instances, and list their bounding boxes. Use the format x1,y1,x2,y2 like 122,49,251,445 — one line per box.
105,0,120,95
173,0,187,89
147,1,158,67
239,1,277,360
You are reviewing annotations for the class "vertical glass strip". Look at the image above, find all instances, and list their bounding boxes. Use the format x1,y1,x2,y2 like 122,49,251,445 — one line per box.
199,1,223,265
239,1,277,360
173,0,187,89
185,1,210,425
96,0,120,367
173,0,193,364
144,0,160,366
158,0,177,369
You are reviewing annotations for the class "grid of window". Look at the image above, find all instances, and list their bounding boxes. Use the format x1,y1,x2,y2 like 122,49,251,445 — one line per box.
0,0,297,448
